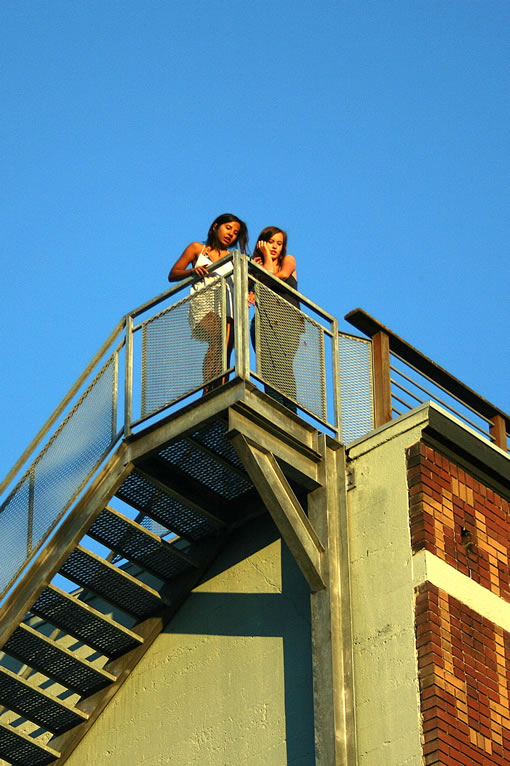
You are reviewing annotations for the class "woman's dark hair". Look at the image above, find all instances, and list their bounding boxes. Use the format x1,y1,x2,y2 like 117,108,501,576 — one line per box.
206,213,249,253
254,226,288,267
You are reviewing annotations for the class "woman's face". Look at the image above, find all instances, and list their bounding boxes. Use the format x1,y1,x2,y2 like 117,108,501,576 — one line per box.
266,231,285,259
214,221,241,248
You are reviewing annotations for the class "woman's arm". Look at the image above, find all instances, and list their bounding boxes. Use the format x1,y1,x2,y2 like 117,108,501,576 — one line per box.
168,242,209,282
274,254,296,280
255,242,296,280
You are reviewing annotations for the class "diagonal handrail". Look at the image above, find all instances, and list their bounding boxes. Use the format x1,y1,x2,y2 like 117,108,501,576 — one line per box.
0,318,126,499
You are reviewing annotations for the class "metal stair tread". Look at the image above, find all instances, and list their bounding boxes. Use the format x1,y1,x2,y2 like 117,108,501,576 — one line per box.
4,622,116,698
0,664,88,735
116,468,225,542
0,718,60,766
87,506,198,580
30,584,143,658
59,546,164,619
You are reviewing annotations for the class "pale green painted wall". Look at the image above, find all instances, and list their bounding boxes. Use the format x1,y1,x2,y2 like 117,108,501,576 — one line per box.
346,411,429,766
64,516,314,765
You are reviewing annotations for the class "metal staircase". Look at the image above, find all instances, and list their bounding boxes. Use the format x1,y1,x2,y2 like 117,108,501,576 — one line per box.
0,410,261,766
0,255,378,764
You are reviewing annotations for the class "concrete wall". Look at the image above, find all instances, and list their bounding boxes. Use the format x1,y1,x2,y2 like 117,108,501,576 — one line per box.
346,403,510,765
65,516,314,765
346,409,429,766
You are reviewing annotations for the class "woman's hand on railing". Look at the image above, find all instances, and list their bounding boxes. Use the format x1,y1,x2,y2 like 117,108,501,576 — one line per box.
193,265,209,278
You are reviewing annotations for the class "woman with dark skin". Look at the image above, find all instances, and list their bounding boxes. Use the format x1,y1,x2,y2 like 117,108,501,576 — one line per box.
251,226,303,411
168,213,248,393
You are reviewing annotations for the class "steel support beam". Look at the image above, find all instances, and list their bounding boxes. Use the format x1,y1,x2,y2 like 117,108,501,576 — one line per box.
228,403,322,490
231,433,326,592
309,436,357,766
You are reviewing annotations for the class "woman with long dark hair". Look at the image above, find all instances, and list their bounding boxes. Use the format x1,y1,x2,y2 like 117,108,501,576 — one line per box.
251,226,303,411
169,213,249,393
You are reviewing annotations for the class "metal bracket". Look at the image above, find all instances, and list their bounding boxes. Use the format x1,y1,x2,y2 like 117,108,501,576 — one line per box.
231,432,327,592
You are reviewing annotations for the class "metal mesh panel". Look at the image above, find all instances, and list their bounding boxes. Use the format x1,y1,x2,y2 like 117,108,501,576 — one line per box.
0,474,31,597
31,586,142,657
116,471,219,541
137,515,172,539
190,419,246,471
159,435,252,501
0,720,59,765
88,509,195,580
338,334,374,442
29,356,116,555
59,548,162,619
253,281,327,421
0,357,117,600
4,626,111,697
0,667,85,734
141,282,227,418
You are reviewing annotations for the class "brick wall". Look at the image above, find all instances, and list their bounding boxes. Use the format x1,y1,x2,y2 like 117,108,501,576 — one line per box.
416,584,510,765
408,442,510,765
407,442,510,600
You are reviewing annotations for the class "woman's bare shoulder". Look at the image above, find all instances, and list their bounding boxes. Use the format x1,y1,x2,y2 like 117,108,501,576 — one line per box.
187,241,205,253
181,241,205,260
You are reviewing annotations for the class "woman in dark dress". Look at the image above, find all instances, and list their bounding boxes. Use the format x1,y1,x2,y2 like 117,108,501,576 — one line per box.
251,226,303,411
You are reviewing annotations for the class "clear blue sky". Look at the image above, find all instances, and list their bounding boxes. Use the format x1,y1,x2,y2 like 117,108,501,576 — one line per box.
1,1,509,480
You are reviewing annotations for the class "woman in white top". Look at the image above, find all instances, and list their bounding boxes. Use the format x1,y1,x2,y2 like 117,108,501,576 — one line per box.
168,213,249,393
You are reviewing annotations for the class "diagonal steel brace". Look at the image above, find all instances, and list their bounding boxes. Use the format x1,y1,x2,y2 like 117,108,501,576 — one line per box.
231,433,326,591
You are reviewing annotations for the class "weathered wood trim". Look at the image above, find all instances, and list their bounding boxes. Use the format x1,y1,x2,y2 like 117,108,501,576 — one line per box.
372,330,392,427
490,413,508,452
346,308,510,430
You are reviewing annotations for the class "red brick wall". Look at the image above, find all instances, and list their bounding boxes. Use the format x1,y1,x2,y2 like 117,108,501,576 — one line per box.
407,442,510,601
416,583,510,765
408,442,510,764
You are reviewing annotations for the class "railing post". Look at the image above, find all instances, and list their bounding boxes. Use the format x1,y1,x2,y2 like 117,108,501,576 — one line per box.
490,414,508,452
233,252,250,381
372,330,392,427
124,316,134,438
331,319,341,441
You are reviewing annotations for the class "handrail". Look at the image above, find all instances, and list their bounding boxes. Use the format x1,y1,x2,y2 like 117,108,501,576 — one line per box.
248,258,337,324
345,308,510,449
1,260,508,600
0,318,127,498
129,251,238,320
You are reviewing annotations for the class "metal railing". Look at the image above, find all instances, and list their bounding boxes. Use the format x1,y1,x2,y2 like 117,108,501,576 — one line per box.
345,308,510,451
0,253,372,599
1,255,508,601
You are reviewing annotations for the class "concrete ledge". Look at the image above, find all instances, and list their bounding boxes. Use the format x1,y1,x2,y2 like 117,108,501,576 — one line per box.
412,550,510,632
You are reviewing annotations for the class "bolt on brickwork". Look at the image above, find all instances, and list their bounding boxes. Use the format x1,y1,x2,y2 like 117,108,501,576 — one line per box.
407,442,510,601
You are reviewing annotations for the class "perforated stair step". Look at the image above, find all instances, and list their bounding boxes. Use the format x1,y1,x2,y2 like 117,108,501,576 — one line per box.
3,622,116,698
0,719,60,766
59,546,164,619
0,665,88,735
30,584,143,659
87,506,198,580
115,467,227,541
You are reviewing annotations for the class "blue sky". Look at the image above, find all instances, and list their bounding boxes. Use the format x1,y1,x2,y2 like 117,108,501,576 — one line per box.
1,0,509,480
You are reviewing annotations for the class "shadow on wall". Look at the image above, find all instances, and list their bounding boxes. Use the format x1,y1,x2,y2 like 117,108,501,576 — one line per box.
164,515,315,766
